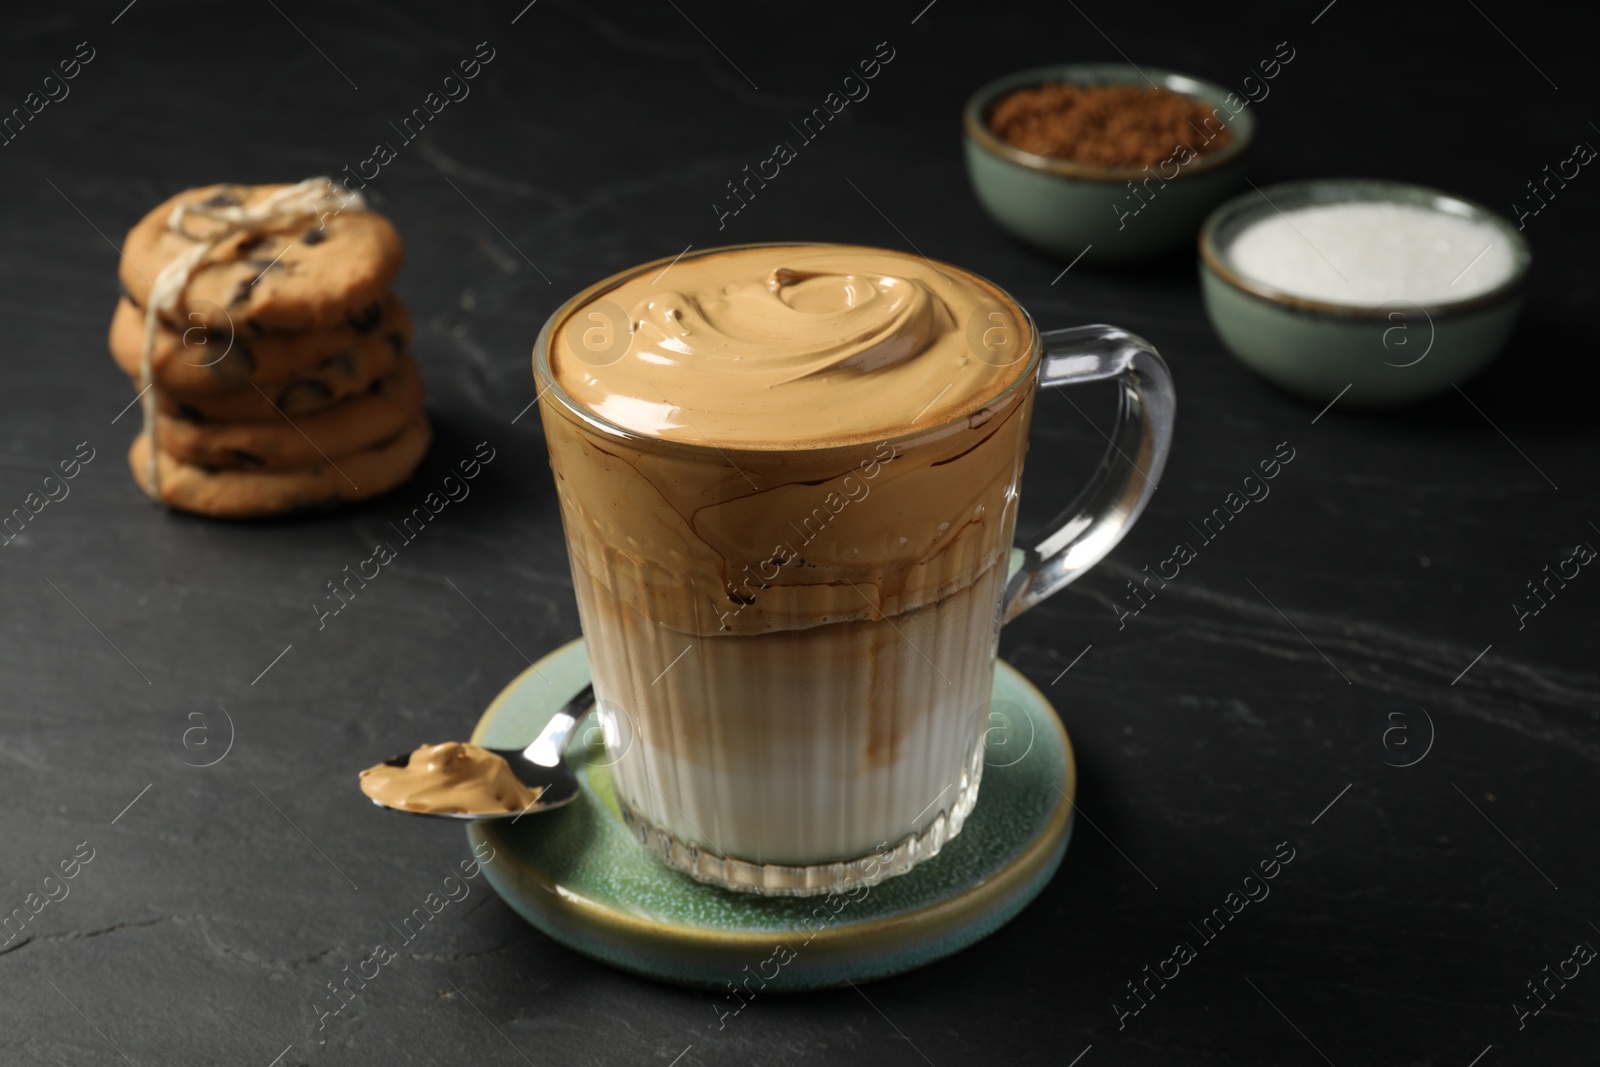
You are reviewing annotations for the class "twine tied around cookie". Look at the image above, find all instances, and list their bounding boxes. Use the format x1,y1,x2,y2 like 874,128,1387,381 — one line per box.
137,177,368,499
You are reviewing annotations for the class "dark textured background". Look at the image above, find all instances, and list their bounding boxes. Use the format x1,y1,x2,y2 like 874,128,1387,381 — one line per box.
3,0,1597,1063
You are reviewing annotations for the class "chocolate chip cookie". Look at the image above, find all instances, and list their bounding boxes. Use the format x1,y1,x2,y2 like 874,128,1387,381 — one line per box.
150,333,402,422
108,294,411,394
119,182,404,333
129,414,432,519
154,357,425,470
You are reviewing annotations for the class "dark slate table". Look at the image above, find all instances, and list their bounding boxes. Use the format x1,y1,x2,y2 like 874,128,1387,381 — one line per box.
4,1,1596,1063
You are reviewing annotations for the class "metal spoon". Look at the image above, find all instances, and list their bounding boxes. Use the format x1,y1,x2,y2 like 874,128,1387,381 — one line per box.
366,684,594,821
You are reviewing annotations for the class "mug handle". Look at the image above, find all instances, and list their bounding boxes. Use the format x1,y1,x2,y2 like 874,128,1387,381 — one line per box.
1002,325,1176,624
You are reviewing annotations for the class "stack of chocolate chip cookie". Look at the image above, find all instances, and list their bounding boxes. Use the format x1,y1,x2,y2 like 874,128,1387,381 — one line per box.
110,180,431,519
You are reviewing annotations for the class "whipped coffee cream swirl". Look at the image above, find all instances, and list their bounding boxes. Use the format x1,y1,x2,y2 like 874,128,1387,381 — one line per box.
553,246,1030,447
541,244,1037,637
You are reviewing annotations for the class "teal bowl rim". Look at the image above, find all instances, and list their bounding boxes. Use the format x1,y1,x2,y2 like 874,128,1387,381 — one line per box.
1199,178,1533,320
963,63,1257,182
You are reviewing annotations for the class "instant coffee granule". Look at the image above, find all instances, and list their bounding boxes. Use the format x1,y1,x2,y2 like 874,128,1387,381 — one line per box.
988,83,1232,168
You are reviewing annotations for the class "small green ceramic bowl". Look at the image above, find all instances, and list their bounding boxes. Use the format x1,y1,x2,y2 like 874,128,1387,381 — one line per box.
1199,180,1532,408
964,64,1256,263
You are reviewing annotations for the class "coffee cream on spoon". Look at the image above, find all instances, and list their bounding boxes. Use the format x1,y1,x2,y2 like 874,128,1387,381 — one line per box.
360,742,541,815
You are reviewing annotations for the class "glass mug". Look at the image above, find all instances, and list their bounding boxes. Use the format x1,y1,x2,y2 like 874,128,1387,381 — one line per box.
534,243,1174,896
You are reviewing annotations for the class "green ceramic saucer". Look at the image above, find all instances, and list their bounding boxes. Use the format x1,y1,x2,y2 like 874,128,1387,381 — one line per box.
466,638,1075,990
